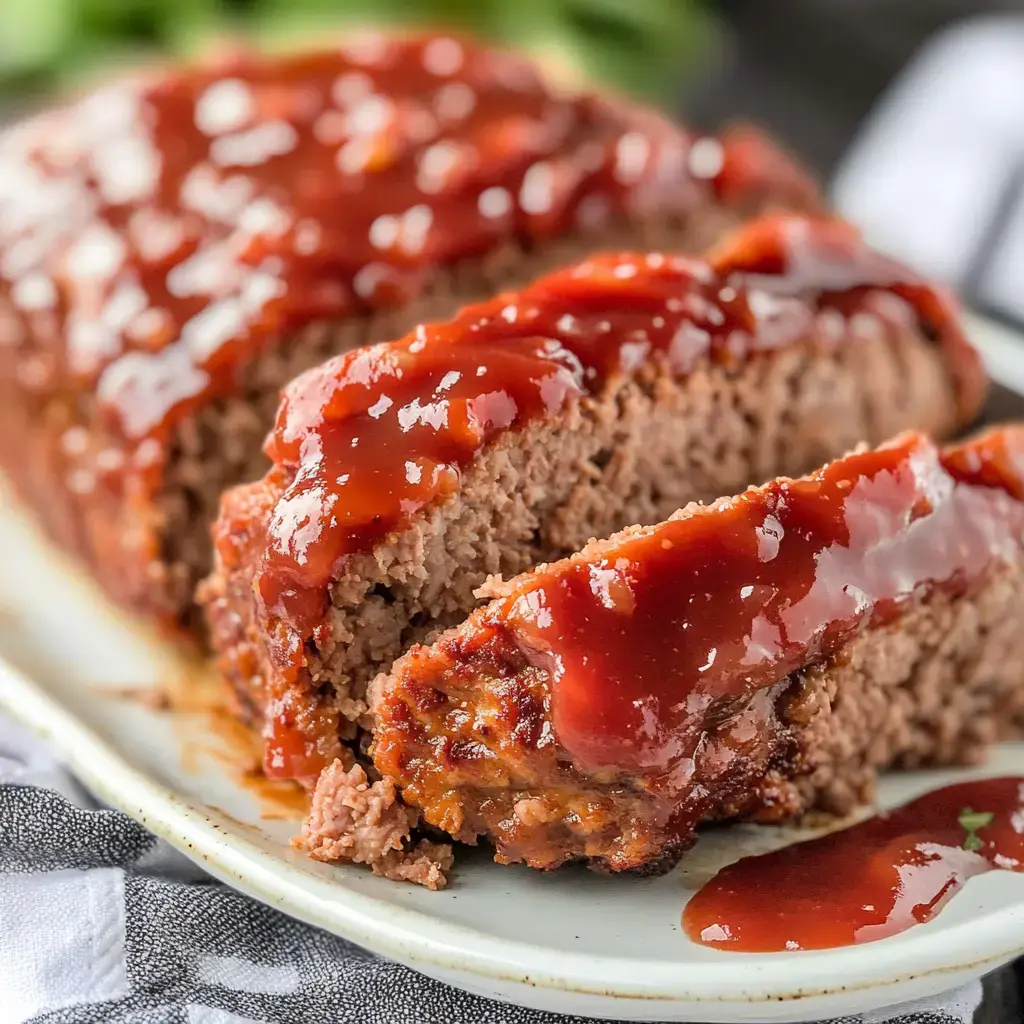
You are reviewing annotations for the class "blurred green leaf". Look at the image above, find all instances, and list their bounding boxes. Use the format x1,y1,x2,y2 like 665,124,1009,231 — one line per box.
0,0,713,102
0,0,75,75
560,0,715,95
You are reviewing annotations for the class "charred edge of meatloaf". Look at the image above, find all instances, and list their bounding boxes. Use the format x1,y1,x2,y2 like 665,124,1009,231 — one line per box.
174,209,747,637
368,565,1024,877
260,304,960,884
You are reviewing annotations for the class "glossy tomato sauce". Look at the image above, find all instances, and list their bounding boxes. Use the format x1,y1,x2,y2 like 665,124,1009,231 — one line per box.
256,216,974,677
684,777,1024,951
479,428,1024,782
0,33,813,494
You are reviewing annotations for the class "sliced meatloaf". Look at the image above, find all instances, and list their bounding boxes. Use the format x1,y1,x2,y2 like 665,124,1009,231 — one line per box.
367,425,1024,882
201,212,985,814
0,33,819,636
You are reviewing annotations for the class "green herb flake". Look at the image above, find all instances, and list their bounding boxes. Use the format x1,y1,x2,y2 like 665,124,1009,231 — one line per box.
958,806,995,851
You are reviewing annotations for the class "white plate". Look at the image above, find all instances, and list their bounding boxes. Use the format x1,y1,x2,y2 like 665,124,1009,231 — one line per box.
1,315,1023,1023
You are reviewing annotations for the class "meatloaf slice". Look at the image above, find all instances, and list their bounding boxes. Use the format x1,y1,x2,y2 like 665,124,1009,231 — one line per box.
368,426,1024,880
0,33,819,637
201,212,985,800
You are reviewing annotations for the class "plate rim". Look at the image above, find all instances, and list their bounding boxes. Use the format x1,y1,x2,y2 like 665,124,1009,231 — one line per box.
7,653,1024,1008
1,312,1023,1010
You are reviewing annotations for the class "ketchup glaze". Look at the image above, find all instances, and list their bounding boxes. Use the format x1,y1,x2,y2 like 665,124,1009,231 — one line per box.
477,427,1024,786
0,33,814,502
684,777,1024,952
256,214,977,683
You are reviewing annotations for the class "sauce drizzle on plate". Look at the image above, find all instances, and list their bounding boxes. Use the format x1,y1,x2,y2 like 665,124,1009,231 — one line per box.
684,777,1024,952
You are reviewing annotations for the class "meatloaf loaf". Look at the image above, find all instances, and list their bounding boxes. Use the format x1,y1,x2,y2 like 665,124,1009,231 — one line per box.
365,425,1024,884
0,33,819,636
201,212,985,812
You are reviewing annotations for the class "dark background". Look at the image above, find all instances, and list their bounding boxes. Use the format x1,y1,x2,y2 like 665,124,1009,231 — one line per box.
690,0,1024,176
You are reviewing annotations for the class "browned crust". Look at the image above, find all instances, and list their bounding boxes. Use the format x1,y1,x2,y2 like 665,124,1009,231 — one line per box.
370,565,1024,875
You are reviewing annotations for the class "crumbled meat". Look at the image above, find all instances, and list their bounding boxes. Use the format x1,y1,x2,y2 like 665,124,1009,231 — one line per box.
371,841,455,891
295,761,416,866
295,761,453,888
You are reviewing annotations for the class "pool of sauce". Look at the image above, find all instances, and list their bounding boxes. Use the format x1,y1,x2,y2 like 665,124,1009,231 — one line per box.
683,777,1024,951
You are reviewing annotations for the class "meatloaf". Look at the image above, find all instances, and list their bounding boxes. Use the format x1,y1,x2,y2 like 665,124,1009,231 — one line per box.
366,425,1024,883
201,211,985,818
0,33,819,636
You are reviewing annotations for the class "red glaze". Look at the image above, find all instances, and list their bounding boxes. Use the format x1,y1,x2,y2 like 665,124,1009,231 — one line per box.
256,217,978,776
479,428,1024,782
0,33,813,499
706,217,983,421
940,422,1024,499
684,777,1024,951
254,213,979,777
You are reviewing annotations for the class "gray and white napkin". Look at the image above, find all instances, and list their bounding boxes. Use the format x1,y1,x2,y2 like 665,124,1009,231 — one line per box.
0,712,998,1024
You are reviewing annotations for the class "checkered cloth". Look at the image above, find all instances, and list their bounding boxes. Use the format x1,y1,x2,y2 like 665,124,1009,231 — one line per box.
0,714,1003,1024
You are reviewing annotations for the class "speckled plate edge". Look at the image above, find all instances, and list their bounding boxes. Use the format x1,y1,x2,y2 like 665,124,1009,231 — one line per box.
1,313,1023,1022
